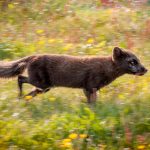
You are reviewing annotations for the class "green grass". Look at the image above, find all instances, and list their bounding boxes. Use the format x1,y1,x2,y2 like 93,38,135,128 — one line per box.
0,77,150,149
0,0,150,149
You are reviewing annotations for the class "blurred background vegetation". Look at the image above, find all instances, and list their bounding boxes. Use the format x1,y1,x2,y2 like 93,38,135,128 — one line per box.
0,0,150,149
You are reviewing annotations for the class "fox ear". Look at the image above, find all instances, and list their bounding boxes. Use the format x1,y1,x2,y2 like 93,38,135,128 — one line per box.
112,47,125,61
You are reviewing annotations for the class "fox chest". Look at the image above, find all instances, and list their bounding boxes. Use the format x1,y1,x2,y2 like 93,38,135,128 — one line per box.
86,72,115,90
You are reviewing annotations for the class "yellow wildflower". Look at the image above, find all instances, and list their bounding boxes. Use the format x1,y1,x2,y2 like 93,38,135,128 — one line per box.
60,138,72,148
25,95,32,100
87,38,94,44
60,142,72,148
49,97,56,102
96,41,106,47
106,9,113,15
118,94,125,99
63,44,73,51
137,145,146,150
69,133,78,139
36,29,44,34
48,39,56,43
37,40,45,45
8,4,15,9
79,134,88,139
62,138,71,143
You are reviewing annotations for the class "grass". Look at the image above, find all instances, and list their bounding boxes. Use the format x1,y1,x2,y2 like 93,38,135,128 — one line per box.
0,0,150,149
0,76,150,149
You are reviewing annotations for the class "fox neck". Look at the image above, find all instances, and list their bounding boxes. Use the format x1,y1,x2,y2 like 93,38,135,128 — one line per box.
108,58,126,80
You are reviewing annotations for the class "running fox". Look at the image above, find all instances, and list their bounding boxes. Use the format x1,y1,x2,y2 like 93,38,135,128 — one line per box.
0,47,147,103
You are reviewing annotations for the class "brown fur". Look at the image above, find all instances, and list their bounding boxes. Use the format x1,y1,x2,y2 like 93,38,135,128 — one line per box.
0,47,147,103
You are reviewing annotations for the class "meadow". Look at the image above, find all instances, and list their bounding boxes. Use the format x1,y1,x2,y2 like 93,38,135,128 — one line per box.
0,0,150,149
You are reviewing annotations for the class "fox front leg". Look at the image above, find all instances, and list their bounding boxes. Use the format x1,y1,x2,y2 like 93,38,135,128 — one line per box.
90,88,97,102
83,88,97,103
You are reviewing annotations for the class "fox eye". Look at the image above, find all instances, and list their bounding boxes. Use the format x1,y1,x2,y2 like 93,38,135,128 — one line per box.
129,59,137,65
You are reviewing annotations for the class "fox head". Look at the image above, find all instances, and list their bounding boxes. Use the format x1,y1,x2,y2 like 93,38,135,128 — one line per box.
112,47,147,76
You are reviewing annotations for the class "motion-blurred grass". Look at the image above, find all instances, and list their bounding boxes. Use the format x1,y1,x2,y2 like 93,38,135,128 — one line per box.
0,0,150,149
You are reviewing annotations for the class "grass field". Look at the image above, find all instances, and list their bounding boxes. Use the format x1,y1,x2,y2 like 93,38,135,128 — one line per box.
0,1,150,149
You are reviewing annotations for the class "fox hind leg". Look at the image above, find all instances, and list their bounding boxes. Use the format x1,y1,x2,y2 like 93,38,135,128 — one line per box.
18,75,29,98
24,88,43,97
18,74,51,99
24,88,50,98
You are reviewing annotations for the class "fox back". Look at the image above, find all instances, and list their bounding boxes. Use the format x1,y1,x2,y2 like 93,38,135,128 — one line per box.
26,47,147,92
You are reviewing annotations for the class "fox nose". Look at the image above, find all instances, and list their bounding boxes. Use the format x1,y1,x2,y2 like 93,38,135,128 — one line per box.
144,68,148,73
141,67,148,73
